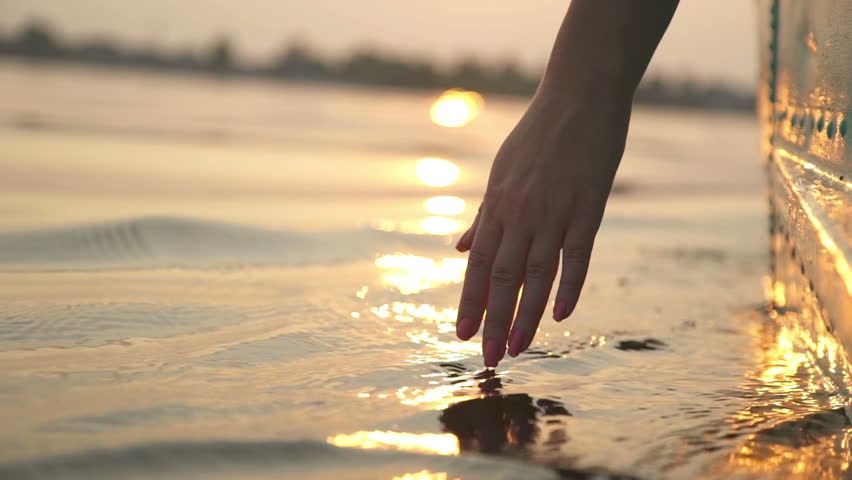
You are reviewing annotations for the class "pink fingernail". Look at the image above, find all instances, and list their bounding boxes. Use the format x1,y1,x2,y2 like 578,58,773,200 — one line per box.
508,331,527,357
456,318,477,340
484,339,505,368
455,230,471,251
553,300,568,321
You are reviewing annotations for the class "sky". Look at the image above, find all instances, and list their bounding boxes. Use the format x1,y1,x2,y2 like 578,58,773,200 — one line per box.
0,0,759,87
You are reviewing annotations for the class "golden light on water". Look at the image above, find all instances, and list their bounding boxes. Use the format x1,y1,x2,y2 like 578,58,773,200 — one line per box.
369,217,460,235
371,159,464,235
375,254,466,294
416,158,459,187
430,89,483,128
771,281,787,308
716,304,852,477
327,430,460,456
395,378,480,410
363,300,480,409
424,196,465,216
370,302,457,331
392,471,456,480
420,216,461,235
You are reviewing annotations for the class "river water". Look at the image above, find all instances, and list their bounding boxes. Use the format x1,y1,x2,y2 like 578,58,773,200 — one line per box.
1,60,851,479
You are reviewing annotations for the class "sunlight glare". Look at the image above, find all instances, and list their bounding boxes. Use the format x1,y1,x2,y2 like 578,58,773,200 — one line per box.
430,89,484,128
424,196,465,216
375,254,466,294
327,430,459,456
420,216,461,235
392,471,455,480
416,158,459,187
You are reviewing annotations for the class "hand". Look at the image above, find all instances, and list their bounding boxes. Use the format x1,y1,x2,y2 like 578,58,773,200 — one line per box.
454,89,632,367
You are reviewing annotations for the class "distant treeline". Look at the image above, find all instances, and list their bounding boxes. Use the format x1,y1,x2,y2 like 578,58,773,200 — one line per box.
0,21,755,111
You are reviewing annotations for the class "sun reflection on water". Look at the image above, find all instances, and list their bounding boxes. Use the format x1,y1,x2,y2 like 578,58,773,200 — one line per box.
430,89,483,128
416,158,459,187
392,471,457,480
395,378,482,410
375,254,466,294
716,303,852,478
360,294,483,411
327,430,460,455
424,196,465,216
370,302,456,331
420,216,461,235
372,157,466,235
362,297,482,409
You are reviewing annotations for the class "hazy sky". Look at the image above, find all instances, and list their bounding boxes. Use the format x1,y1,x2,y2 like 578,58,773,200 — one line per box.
0,0,759,87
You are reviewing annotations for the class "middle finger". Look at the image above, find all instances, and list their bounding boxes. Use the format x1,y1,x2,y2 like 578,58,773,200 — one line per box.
482,233,530,367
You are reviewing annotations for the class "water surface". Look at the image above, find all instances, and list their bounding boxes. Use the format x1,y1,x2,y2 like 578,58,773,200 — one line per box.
1,61,850,479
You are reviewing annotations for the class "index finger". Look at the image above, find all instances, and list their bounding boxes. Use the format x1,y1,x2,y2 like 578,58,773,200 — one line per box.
456,218,501,341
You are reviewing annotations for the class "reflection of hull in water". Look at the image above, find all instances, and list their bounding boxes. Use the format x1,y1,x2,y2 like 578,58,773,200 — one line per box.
737,1,852,475
759,0,852,348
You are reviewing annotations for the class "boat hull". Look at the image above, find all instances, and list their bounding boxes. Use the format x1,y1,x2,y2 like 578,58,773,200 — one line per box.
759,1,852,341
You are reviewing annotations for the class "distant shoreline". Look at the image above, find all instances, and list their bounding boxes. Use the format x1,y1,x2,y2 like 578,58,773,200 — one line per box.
0,21,756,113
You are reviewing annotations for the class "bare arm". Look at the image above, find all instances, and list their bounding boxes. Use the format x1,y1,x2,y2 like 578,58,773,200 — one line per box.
454,0,680,367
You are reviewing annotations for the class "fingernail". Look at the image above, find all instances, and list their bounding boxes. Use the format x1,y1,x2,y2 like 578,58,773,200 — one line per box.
454,230,471,251
553,300,568,321
484,339,505,368
508,331,527,357
456,317,477,340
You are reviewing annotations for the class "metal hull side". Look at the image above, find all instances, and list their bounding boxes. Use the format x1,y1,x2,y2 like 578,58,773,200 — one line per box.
760,0,852,342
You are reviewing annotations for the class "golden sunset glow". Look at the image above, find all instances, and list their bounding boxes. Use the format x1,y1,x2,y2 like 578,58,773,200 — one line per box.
424,196,465,216
327,430,460,456
370,302,457,331
758,315,844,385
718,304,852,477
776,149,852,297
392,471,456,480
430,89,484,128
369,217,461,235
375,254,466,294
771,281,787,308
364,298,482,409
416,158,459,187
395,378,481,410
420,216,461,235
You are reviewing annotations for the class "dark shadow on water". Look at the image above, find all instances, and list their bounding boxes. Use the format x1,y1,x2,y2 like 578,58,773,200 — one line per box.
439,394,639,479
751,407,850,448
439,393,570,455
614,338,667,351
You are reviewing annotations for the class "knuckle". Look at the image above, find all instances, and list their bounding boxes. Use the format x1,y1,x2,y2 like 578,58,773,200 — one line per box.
525,261,554,280
466,249,491,270
460,287,485,307
562,247,591,265
490,266,520,287
459,301,482,316
558,274,586,292
483,189,531,225
458,295,484,317
517,298,546,318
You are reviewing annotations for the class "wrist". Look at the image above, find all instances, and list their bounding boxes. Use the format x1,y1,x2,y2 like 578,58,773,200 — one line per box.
533,73,634,118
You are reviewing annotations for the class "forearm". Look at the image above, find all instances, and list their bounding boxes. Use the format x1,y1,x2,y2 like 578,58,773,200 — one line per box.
539,0,679,102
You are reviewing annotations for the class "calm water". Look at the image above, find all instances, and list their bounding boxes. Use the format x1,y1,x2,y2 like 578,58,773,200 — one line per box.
1,60,851,479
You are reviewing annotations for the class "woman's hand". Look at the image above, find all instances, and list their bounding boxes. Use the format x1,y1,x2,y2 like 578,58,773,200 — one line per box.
454,88,632,367
450,0,678,367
